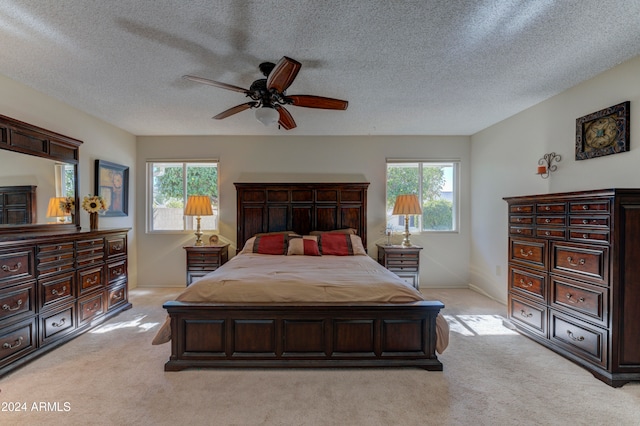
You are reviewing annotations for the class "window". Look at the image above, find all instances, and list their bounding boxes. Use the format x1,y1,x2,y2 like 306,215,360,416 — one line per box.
386,160,458,232
147,161,218,232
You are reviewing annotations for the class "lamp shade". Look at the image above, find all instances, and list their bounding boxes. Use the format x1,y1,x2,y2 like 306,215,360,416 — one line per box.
255,106,279,126
184,195,213,216
46,197,69,218
392,194,422,215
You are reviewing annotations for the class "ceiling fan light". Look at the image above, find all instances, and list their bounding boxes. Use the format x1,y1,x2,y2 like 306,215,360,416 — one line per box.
255,106,279,126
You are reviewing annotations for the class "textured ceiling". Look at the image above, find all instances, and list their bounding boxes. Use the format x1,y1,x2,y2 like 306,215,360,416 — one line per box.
1,1,639,136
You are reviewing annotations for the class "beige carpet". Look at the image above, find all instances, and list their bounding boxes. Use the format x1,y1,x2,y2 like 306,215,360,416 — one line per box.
1,287,639,426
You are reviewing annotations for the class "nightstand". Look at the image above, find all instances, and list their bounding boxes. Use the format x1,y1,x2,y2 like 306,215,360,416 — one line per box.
184,244,229,286
376,244,423,289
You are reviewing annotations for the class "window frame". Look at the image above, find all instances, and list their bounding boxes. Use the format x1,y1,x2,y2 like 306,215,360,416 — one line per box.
146,159,219,234
386,159,460,233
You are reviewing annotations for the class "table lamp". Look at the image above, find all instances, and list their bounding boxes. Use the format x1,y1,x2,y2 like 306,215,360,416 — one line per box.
392,194,422,247
184,195,213,246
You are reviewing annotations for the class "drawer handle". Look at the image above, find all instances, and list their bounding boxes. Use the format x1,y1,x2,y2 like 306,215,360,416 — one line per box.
516,229,522,234
516,207,522,212
2,336,23,350
545,206,550,211
516,218,521,222
545,218,550,223
566,256,585,267
52,286,67,296
111,290,124,300
566,293,585,304
519,310,532,318
112,268,124,277
2,299,23,311
519,279,533,288
87,302,100,312
85,276,98,285
582,219,589,225
112,244,123,251
545,231,550,236
1,262,22,273
519,249,533,257
582,205,589,210
582,234,589,239
52,318,66,328
567,330,585,342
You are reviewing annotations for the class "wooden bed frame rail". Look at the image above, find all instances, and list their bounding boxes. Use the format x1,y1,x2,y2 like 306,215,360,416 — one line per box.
164,300,444,371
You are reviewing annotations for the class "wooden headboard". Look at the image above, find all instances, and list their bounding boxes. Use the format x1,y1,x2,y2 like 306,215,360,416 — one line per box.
235,182,369,249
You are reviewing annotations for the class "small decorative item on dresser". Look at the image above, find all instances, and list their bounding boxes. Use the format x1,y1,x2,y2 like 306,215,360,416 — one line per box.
82,195,107,230
209,234,219,244
575,101,630,160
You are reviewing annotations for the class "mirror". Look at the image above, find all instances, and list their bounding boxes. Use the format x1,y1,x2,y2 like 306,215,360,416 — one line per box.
0,149,78,230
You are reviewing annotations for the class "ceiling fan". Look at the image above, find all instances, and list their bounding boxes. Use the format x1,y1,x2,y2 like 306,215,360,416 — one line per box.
183,56,348,130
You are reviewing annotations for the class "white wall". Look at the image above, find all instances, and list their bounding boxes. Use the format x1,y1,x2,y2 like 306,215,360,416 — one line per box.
136,136,471,289
469,55,640,303
0,74,138,287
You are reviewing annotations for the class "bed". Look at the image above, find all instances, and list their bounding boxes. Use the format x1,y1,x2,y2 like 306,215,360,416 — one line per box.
154,182,447,371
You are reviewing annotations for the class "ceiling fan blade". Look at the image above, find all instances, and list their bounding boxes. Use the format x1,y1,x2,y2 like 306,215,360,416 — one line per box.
267,57,301,93
275,105,297,130
183,75,249,94
213,102,257,119
287,95,348,110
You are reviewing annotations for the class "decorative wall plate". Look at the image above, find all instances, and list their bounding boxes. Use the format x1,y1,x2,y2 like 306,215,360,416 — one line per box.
576,101,630,160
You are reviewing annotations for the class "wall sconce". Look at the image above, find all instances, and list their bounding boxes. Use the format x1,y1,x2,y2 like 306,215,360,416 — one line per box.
537,152,561,179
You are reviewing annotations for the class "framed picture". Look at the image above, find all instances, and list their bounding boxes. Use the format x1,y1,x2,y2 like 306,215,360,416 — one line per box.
575,101,630,160
95,160,129,216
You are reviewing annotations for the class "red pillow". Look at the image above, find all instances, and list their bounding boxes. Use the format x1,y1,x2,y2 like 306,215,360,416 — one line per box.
252,234,287,255
287,236,321,256
318,233,354,255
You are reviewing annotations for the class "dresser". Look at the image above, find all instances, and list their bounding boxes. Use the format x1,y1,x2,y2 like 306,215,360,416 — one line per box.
184,244,229,285
504,189,640,387
376,244,422,289
0,228,131,376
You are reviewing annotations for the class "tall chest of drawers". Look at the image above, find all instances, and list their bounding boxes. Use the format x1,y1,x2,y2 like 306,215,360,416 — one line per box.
0,228,131,376
504,189,640,387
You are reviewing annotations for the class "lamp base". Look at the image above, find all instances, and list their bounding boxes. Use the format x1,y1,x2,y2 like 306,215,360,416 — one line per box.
193,216,204,246
401,214,412,247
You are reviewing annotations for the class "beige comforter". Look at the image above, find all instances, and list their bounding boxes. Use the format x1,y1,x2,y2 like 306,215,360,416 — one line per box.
152,253,449,353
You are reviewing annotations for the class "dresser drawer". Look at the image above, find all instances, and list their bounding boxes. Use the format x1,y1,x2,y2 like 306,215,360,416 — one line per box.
40,302,75,346
536,228,566,239
78,291,105,326
550,276,607,326
509,266,546,302
536,216,566,226
186,252,221,268
510,215,533,225
509,238,546,270
37,249,75,278
537,202,566,214
77,265,105,295
568,229,610,245
107,282,127,311
107,259,127,284
0,317,36,367
0,281,36,323
551,243,608,285
40,272,75,309
0,248,34,284
509,294,547,337
569,215,609,228
106,235,127,258
509,226,534,237
38,241,74,255
510,204,533,214
569,200,610,214
550,310,607,368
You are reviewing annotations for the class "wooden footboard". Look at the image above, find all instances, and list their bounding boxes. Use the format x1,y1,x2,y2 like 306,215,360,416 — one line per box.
163,300,444,371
